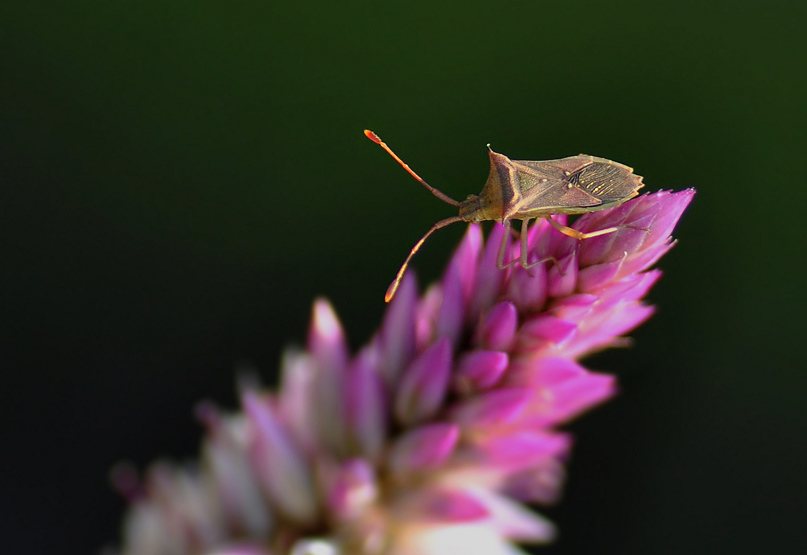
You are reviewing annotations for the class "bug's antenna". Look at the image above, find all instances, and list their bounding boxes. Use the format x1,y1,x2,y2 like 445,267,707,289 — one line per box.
365,130,460,207
386,215,463,302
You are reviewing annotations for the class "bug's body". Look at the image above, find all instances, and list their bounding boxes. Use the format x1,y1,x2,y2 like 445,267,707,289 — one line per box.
460,152,643,223
364,130,644,302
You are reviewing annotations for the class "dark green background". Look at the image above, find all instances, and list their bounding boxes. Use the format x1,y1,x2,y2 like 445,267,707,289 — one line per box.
2,2,805,553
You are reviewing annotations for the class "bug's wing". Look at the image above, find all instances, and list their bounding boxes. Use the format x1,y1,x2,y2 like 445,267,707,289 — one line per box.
517,155,596,175
570,161,644,203
512,156,604,210
512,155,643,213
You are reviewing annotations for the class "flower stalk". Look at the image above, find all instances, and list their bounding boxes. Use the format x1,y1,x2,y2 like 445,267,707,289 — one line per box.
114,190,693,555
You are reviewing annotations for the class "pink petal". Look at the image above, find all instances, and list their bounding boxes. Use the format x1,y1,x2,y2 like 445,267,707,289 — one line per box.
596,269,661,303
307,299,348,372
518,315,578,349
325,459,378,521
504,261,547,313
308,300,349,455
243,392,318,525
473,431,570,468
395,338,452,426
526,370,616,426
377,271,417,385
199,409,274,539
470,488,557,543
475,301,518,352
277,349,318,450
503,459,566,504
469,223,508,322
436,259,465,346
397,488,489,523
451,388,531,430
454,350,509,395
344,348,387,462
452,224,483,302
549,293,598,321
577,252,628,292
415,285,442,349
388,423,460,475
547,250,578,298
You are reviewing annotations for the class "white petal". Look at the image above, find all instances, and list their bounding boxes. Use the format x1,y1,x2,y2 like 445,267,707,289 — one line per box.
390,523,530,555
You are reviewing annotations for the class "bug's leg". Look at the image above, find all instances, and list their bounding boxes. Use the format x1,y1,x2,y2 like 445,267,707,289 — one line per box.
385,215,463,302
496,220,514,270
545,216,620,240
518,219,532,268
524,255,561,273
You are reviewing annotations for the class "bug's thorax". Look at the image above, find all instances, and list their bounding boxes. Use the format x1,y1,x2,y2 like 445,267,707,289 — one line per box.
459,149,519,222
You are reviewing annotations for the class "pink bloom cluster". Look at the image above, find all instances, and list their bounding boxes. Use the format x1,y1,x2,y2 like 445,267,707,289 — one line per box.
114,190,693,555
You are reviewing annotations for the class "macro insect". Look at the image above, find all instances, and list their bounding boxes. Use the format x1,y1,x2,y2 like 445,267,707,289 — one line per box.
365,130,645,302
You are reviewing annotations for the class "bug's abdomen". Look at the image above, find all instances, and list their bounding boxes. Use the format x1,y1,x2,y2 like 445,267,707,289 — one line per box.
567,162,641,202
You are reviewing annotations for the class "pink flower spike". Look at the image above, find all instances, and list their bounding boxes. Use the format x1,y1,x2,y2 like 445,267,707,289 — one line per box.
113,187,693,555
388,423,460,476
395,338,452,426
243,391,318,525
455,350,509,395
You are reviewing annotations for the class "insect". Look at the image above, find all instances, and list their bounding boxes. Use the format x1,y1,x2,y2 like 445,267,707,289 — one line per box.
365,130,644,302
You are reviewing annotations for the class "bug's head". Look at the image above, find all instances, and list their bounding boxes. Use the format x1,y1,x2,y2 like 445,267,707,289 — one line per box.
458,194,485,222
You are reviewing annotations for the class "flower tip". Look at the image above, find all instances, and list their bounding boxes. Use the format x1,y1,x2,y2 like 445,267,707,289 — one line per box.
109,462,142,501
312,298,343,342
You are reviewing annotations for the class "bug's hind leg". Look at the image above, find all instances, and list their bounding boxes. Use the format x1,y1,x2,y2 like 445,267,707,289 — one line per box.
545,216,620,240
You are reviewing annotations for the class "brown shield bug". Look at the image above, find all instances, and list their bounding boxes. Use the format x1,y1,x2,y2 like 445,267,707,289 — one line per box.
365,130,645,302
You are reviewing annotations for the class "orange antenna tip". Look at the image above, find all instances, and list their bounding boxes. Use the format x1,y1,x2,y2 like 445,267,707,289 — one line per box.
364,130,382,143
384,281,398,303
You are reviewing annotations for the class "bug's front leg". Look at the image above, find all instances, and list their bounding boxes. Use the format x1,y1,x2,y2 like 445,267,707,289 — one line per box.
496,220,513,270
496,219,537,273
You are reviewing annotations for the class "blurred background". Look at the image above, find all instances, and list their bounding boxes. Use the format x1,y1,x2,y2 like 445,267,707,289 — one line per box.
1,1,805,553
